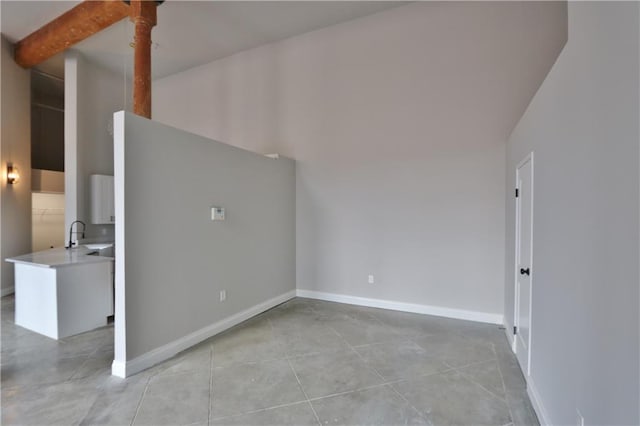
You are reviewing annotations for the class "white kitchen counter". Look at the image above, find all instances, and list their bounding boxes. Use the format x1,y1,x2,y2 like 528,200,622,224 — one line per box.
5,245,115,340
6,245,114,268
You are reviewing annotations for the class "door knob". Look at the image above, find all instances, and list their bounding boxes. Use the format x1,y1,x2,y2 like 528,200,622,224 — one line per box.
520,268,530,276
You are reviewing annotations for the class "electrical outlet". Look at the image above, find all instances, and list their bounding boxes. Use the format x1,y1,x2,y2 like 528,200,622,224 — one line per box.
219,290,226,302
368,274,375,284
577,409,584,426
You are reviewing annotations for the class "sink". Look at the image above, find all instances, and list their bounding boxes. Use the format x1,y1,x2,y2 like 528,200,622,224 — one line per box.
84,243,113,250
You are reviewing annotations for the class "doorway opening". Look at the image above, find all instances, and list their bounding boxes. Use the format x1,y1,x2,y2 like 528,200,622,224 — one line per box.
31,69,65,251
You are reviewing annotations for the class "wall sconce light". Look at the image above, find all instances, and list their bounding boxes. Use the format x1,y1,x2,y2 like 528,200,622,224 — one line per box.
7,164,19,184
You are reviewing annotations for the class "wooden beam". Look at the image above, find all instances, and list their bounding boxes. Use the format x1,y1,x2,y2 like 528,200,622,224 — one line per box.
129,0,157,118
14,0,130,69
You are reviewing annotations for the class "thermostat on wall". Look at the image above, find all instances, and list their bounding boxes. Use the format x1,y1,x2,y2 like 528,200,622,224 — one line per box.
211,207,225,221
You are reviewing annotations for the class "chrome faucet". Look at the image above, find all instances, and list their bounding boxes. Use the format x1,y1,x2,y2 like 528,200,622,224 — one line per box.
67,220,86,249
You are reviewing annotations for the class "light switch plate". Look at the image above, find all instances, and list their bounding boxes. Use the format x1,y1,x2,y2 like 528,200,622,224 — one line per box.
211,207,225,221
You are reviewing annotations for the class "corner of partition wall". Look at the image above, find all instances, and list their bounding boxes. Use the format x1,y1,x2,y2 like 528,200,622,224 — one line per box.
112,110,127,377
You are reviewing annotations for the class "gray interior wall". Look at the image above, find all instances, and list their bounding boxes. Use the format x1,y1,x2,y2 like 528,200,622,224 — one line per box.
65,52,127,243
116,112,295,360
505,3,639,424
154,2,568,318
1,36,31,294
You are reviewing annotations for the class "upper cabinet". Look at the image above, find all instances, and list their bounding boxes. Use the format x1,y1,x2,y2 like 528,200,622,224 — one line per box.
91,175,115,224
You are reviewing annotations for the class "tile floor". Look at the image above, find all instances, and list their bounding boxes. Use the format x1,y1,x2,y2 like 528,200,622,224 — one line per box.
1,295,539,426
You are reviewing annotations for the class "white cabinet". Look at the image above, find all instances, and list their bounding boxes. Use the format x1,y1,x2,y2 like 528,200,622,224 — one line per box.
7,246,115,339
91,174,115,224
12,261,112,339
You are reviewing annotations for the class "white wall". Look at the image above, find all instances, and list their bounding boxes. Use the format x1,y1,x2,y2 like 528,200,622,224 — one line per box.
506,3,639,424
65,52,128,244
113,112,295,369
1,36,31,296
31,169,64,193
32,170,65,253
154,2,567,319
32,192,65,252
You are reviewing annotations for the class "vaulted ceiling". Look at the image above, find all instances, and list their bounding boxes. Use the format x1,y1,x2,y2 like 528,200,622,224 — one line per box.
1,1,405,79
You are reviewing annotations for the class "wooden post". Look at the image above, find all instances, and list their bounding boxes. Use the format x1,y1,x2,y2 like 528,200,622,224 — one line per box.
129,1,157,119
14,1,130,69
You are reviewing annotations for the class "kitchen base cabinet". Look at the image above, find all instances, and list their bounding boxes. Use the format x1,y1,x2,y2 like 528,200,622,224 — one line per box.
7,248,114,340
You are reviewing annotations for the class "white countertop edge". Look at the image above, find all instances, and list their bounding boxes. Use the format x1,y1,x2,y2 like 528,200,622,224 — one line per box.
6,256,114,269
5,246,114,269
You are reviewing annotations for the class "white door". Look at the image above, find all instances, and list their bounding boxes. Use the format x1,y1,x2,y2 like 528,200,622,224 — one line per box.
515,154,533,377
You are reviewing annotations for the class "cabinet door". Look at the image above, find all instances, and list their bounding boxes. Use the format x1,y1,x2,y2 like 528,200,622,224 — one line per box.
91,175,115,224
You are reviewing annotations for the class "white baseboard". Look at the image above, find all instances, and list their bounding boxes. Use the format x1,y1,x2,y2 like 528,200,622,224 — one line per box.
527,377,549,426
111,359,127,378
504,321,545,425
1,286,15,297
296,289,504,325
503,320,516,351
111,290,296,378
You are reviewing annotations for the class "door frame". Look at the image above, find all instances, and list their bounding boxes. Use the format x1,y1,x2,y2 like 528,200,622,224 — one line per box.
513,152,534,378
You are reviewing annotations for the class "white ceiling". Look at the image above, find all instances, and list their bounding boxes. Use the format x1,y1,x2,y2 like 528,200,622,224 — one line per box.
1,1,405,79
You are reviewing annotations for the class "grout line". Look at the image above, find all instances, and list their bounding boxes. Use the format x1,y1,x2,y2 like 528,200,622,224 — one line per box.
438,356,498,371
63,331,114,382
325,321,352,347
271,307,437,423
350,337,417,350
306,401,321,426
208,399,312,422
327,318,432,426
489,347,510,403
494,348,519,425
346,342,386,383
387,383,434,426
305,382,388,403
431,351,510,405
3,297,532,426
76,382,107,426
350,349,431,425
455,364,508,404
212,353,292,369
267,316,322,426
129,376,152,426
325,314,455,387
285,357,322,426
382,366,456,387
284,348,340,361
